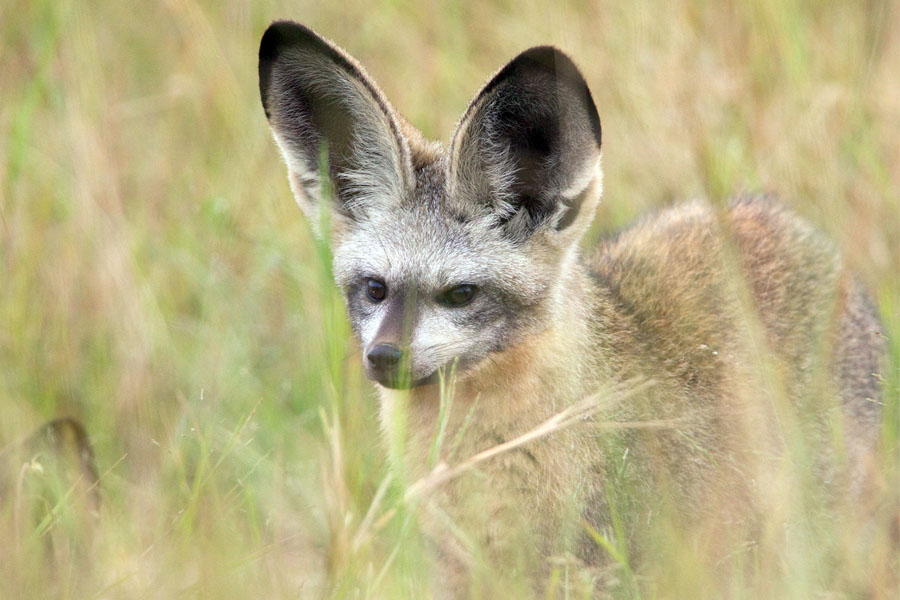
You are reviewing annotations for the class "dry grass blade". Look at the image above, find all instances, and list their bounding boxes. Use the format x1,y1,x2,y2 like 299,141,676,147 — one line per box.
351,472,392,553
404,377,655,502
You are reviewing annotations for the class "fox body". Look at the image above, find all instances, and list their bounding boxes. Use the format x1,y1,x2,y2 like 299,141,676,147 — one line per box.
258,22,884,592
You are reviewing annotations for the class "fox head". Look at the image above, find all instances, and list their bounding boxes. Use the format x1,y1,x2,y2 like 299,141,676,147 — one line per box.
259,21,602,389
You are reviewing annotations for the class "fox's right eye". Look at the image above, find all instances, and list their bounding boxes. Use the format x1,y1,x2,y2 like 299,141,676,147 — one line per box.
366,279,387,302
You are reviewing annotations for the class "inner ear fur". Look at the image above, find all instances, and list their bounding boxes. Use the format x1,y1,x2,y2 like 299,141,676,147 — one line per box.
258,21,412,229
449,46,602,242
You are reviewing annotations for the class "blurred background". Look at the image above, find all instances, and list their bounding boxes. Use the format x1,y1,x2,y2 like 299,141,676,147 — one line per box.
0,0,897,597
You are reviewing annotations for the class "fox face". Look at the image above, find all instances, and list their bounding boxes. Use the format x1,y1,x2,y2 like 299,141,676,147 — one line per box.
259,22,602,388
332,191,555,387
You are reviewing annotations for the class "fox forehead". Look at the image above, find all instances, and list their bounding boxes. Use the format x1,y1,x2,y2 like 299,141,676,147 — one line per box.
330,153,526,290
332,204,536,292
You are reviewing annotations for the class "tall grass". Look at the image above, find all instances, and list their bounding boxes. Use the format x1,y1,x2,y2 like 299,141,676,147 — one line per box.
0,0,897,598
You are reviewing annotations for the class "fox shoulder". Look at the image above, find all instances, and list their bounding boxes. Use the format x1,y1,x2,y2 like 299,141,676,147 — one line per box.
588,196,884,410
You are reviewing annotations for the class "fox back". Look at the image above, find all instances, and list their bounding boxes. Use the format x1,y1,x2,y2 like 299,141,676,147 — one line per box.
258,21,884,596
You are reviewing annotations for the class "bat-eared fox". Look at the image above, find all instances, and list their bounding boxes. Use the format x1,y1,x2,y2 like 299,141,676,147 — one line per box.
258,21,885,596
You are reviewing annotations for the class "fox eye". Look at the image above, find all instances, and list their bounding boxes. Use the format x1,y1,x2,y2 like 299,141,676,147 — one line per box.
366,279,387,302
439,284,477,307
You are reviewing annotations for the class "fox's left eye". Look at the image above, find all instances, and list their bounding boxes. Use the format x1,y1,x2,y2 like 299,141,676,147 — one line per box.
438,284,477,307
366,279,387,302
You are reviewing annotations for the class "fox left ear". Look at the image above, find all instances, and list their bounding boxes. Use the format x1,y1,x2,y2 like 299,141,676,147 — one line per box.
258,21,413,237
449,47,602,243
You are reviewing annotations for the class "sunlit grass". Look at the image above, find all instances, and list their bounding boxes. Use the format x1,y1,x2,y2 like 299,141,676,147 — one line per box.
0,0,897,598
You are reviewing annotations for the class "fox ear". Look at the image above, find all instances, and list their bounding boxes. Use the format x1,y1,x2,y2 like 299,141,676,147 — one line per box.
259,21,412,233
449,47,602,243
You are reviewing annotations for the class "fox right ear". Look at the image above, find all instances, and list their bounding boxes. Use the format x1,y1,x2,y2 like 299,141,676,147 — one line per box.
449,46,602,244
258,21,413,234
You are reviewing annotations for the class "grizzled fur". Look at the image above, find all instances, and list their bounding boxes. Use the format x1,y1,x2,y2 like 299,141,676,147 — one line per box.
258,21,884,595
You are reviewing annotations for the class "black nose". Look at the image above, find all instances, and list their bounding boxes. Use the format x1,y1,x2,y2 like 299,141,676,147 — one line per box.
366,343,402,374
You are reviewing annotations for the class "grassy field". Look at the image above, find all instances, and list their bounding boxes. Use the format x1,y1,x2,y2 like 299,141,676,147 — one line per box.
0,0,897,597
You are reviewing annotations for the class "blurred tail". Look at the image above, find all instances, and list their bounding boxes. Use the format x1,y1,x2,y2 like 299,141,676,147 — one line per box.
0,417,101,561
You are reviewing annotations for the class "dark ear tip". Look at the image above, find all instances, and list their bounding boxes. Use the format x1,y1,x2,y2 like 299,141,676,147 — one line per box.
259,20,317,61
508,45,602,150
258,20,322,118
516,45,574,68
510,46,583,83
